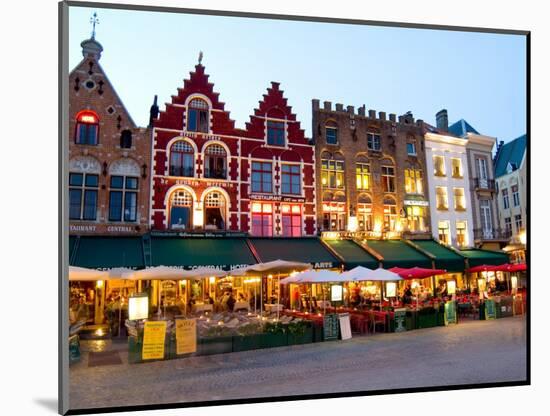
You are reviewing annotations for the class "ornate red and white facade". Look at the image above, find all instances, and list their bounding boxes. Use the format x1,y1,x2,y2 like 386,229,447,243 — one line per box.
150,64,316,236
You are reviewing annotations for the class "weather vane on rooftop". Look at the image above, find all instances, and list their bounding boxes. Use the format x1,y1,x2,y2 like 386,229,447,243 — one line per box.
198,51,203,64
90,12,99,40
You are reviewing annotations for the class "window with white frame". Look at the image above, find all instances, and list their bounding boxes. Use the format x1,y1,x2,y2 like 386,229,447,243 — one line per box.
438,220,450,245
251,161,272,193
281,164,301,195
267,120,285,146
383,197,397,231
251,202,273,236
456,220,468,247
325,121,338,145
204,144,227,179
451,158,463,178
281,204,302,237
187,98,209,133
367,132,381,151
170,140,195,177
169,190,193,230
502,188,510,209
436,186,449,210
204,191,226,230
453,187,466,211
433,155,445,176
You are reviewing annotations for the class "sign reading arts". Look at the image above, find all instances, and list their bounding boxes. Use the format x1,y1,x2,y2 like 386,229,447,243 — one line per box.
175,318,197,355
142,321,167,360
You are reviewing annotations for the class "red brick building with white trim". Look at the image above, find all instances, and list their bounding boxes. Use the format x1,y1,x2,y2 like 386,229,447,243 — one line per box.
150,63,316,236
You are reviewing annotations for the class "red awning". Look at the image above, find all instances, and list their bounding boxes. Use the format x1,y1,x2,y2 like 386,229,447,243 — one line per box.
466,264,499,273
389,266,447,280
509,263,527,272
469,263,526,273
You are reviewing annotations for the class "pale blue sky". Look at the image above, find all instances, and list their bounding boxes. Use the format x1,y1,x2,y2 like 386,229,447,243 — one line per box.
68,6,526,143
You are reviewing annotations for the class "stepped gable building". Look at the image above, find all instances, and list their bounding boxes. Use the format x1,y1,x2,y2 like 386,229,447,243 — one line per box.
150,62,316,236
68,33,151,236
312,100,430,238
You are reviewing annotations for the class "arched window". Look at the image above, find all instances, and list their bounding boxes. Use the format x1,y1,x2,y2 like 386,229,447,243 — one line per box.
357,194,373,231
169,190,193,230
75,110,99,145
383,196,397,231
204,191,226,230
203,144,227,179
170,140,194,177
321,152,345,189
356,155,370,190
325,120,338,145
187,98,209,133
120,130,132,149
322,191,346,231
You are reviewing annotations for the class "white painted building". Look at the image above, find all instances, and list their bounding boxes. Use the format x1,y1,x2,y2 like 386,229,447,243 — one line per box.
424,131,474,248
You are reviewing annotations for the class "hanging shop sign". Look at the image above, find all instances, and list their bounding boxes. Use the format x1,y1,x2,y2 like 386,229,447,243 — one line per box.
175,318,197,355
484,299,496,320
331,284,343,302
338,313,352,340
444,301,457,325
142,321,167,360
394,308,407,332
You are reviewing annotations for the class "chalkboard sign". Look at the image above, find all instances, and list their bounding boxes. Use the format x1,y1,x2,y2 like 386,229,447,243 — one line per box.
484,299,496,320
444,301,457,325
498,296,514,318
394,308,407,332
323,313,339,341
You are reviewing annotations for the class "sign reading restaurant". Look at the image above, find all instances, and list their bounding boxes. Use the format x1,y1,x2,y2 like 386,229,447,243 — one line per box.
69,223,139,234
249,193,306,203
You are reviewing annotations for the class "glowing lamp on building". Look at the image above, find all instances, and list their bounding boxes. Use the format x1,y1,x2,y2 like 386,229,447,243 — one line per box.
96,280,104,289
209,276,216,284
519,231,526,245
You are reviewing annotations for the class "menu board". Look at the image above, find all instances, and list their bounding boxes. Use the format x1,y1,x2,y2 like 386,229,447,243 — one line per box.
142,321,167,360
176,318,197,355
394,308,407,332
338,313,352,340
444,301,457,325
323,313,339,341
484,299,496,320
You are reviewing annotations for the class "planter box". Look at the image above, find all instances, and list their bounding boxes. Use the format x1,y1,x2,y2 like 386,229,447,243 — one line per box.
232,334,262,352
311,321,324,343
198,336,233,356
405,311,417,331
128,335,142,364
288,327,313,345
259,332,288,348
417,311,438,329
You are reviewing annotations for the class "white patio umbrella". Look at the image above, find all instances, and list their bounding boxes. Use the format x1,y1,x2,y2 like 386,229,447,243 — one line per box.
188,267,228,279
107,267,136,280
130,266,195,280
350,267,403,311
340,266,375,281
68,266,108,281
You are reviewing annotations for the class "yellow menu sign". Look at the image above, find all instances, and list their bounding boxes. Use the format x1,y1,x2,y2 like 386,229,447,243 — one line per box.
142,321,167,360
176,318,197,355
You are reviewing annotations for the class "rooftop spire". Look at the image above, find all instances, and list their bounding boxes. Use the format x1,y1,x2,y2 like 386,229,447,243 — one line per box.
198,51,203,65
90,12,99,40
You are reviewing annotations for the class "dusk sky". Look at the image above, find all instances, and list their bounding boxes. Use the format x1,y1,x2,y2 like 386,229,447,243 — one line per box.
68,6,527,143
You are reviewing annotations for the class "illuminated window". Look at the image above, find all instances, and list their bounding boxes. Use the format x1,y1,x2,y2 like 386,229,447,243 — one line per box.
169,190,193,230
204,144,227,179
451,158,463,178
356,163,370,190
187,98,209,133
170,140,194,177
251,203,273,236
367,133,381,151
381,166,395,193
436,187,448,210
433,155,445,176
322,202,346,231
404,168,423,194
75,110,99,145
325,121,338,145
383,197,397,231
406,205,426,232
281,204,302,237
321,159,345,189
109,176,138,222
69,172,99,220
251,161,272,193
438,221,450,245
357,198,373,231
454,188,466,211
456,221,468,247
267,120,285,146
204,192,226,230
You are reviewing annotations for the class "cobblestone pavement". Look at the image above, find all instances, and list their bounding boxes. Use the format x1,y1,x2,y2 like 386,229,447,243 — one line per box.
69,316,527,411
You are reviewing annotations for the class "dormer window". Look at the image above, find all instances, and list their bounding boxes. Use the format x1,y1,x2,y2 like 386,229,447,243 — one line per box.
75,110,99,145
187,98,209,133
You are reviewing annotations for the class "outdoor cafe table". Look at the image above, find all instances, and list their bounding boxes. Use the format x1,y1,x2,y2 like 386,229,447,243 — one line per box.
193,303,214,314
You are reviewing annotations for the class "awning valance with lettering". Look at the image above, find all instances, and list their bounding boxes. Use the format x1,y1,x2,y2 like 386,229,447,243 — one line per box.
459,249,509,268
365,240,432,269
247,238,341,269
150,237,257,271
323,239,378,270
412,240,465,272
70,236,145,269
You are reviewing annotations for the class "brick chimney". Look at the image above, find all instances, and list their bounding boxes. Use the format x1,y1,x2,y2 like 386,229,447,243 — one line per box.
436,109,448,132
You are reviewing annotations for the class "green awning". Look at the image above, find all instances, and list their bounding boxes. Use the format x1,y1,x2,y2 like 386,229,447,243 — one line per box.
324,239,378,270
70,236,145,269
69,236,77,263
459,249,509,268
248,238,341,269
413,240,465,272
366,240,432,269
151,237,257,271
